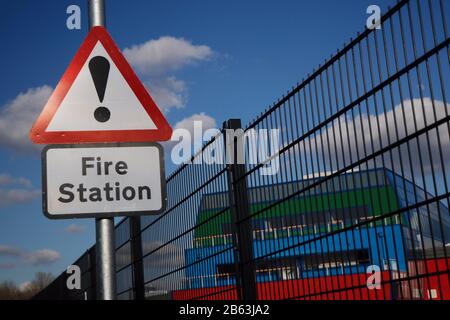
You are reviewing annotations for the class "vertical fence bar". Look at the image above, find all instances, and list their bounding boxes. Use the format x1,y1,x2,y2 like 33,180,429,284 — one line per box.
224,119,257,300
130,217,145,300
89,247,97,300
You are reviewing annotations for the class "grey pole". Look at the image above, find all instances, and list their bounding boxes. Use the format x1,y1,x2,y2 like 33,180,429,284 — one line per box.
88,0,116,300
88,0,105,28
95,217,116,300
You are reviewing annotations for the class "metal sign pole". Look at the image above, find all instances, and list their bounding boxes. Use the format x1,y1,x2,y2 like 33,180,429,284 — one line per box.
95,216,116,300
88,0,116,300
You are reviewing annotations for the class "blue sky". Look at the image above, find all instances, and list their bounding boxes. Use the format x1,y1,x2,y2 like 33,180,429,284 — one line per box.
0,0,402,285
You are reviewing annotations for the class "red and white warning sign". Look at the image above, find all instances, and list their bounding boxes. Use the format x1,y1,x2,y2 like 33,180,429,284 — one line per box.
30,26,172,144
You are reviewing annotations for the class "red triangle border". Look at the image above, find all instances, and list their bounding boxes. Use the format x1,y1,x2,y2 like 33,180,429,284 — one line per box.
29,26,172,144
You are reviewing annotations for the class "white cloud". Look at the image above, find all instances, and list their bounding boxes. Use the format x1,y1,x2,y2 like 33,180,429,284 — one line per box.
19,281,32,291
0,86,52,153
0,245,60,267
0,189,40,207
64,224,85,234
0,174,32,188
0,262,16,269
0,244,22,257
23,249,60,266
163,113,218,164
292,98,450,179
142,241,184,268
173,112,217,133
140,241,187,291
124,36,212,77
0,173,39,207
124,36,213,113
145,77,186,113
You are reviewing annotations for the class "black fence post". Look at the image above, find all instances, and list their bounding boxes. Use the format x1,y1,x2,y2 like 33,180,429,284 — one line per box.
223,119,257,300
130,217,145,300
89,246,97,300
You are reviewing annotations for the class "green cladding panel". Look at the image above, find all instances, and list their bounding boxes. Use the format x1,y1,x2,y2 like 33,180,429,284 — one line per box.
194,185,400,240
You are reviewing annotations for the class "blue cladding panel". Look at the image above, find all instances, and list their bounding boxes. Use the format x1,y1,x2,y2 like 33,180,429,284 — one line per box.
184,225,406,288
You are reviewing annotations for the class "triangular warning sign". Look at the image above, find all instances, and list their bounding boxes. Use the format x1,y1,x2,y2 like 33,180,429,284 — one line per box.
30,26,172,144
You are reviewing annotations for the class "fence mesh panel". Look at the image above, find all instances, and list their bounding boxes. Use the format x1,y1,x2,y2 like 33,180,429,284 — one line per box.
34,0,449,300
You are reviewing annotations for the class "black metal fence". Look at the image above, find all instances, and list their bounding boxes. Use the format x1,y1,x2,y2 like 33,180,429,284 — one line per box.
34,0,450,300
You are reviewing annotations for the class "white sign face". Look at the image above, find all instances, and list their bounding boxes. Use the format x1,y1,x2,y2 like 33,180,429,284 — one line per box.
42,143,166,219
46,42,157,132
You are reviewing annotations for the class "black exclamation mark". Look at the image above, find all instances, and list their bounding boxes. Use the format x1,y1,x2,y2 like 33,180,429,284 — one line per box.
89,56,111,122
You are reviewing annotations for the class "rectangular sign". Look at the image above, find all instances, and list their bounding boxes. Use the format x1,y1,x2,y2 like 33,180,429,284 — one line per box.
42,143,166,219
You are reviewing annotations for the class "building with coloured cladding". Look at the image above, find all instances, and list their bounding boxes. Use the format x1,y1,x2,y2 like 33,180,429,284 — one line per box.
172,168,450,300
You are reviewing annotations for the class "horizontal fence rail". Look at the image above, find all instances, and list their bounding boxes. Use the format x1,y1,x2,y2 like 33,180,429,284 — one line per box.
34,0,449,300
